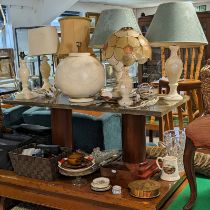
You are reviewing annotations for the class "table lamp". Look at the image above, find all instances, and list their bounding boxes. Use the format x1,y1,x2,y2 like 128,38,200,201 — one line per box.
28,26,59,92
57,17,91,57
146,2,208,100
55,17,105,102
103,27,151,106
89,8,141,97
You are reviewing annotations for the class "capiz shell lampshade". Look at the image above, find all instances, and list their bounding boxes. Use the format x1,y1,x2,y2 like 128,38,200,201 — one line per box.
89,8,141,48
28,26,59,56
145,2,208,47
103,27,151,66
58,17,91,55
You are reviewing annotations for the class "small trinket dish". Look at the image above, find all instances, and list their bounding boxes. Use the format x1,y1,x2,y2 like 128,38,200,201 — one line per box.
112,185,121,194
128,180,160,198
91,177,111,192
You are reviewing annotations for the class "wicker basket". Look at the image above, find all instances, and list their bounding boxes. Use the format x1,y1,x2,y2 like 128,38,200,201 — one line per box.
9,144,71,181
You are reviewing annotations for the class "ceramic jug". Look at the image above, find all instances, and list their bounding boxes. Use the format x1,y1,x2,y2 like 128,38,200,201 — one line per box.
156,156,180,181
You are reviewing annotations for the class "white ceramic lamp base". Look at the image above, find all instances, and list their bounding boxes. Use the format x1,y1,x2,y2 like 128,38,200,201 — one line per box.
164,46,183,101
15,59,38,100
69,97,94,103
15,89,38,100
163,84,183,101
118,67,133,107
40,56,52,92
112,63,123,98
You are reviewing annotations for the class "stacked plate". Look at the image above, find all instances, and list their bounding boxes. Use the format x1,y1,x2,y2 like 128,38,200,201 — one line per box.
91,177,111,192
58,157,96,177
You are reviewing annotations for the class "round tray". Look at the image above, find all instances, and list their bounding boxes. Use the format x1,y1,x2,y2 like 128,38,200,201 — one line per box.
58,162,98,177
58,158,95,173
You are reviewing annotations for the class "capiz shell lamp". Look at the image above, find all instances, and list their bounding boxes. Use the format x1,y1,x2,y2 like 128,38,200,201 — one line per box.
89,8,141,98
146,2,208,101
28,26,59,92
103,27,151,106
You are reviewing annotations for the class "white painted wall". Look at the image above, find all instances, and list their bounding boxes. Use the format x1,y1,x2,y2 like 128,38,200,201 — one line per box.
0,0,79,27
36,0,78,25
70,2,126,16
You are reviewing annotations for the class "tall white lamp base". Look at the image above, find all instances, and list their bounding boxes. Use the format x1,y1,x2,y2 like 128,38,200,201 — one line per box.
40,56,52,92
15,90,38,100
164,46,183,101
163,83,183,101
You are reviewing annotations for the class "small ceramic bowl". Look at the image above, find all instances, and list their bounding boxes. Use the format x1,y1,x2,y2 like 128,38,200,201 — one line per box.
92,177,110,188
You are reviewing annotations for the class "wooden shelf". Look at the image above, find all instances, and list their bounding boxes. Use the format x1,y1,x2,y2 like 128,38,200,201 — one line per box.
0,169,186,210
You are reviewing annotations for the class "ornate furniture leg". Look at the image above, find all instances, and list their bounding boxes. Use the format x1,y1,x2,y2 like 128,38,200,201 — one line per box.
183,138,197,210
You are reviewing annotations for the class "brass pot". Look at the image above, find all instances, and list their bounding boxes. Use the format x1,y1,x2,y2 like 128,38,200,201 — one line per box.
128,180,160,198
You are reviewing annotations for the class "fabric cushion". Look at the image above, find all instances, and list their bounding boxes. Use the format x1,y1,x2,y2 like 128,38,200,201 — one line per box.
22,107,122,153
2,105,30,127
186,115,210,147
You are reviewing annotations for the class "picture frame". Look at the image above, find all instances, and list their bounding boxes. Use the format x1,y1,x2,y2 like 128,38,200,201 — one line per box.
85,12,100,33
0,48,15,79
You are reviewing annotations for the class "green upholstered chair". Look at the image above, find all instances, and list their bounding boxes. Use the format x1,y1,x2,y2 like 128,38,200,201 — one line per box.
2,105,30,127
22,107,122,153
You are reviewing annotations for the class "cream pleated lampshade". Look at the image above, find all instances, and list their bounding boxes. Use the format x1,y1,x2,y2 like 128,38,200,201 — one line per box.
58,17,91,55
28,26,59,56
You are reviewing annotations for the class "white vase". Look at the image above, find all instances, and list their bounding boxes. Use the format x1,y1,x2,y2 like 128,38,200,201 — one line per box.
165,46,183,101
55,53,105,102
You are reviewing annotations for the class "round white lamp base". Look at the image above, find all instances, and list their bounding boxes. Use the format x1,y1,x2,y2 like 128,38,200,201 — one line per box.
69,97,94,103
15,90,38,100
41,81,52,92
118,98,133,107
163,83,183,101
163,93,183,101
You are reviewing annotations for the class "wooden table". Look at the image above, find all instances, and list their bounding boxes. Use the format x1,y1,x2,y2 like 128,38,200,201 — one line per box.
0,170,186,210
3,94,189,180
1,94,189,209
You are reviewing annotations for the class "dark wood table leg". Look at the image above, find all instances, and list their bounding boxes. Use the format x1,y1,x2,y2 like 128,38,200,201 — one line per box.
51,108,73,148
101,114,158,186
122,114,146,163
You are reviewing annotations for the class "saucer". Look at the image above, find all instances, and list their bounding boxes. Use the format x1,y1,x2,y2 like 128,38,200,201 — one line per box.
91,185,111,192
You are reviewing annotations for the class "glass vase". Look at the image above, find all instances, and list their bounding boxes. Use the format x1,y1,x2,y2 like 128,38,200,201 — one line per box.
163,129,186,172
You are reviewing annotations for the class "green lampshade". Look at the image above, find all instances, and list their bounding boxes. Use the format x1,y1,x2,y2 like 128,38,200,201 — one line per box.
146,2,208,47
89,8,141,48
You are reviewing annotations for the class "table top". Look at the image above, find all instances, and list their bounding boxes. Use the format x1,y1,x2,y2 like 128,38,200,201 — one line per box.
3,93,189,117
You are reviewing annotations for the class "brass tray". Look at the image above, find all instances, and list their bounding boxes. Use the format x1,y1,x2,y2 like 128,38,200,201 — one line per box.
128,180,160,199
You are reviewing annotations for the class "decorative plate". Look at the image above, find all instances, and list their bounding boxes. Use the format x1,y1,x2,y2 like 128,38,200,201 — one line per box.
58,158,95,173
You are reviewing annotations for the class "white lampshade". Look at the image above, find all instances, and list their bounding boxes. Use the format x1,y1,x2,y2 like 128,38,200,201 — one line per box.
146,2,208,47
28,26,59,56
89,8,141,48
